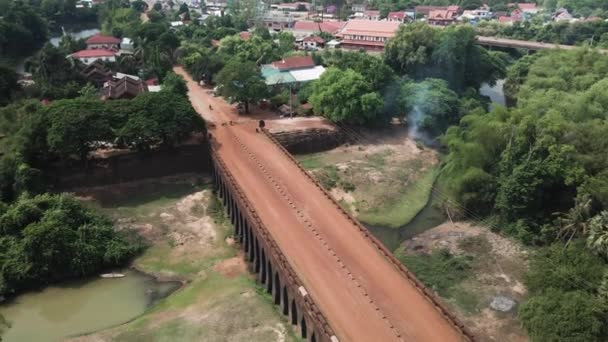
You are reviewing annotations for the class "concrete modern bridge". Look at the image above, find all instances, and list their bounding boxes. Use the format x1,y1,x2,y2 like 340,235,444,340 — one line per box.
477,35,608,53
176,67,474,342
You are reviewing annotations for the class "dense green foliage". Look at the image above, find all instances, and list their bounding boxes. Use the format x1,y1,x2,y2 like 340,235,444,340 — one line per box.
443,49,608,240
214,60,267,114
519,241,608,341
0,1,48,61
441,48,608,340
0,89,203,201
309,68,384,124
0,193,144,296
385,24,508,92
478,19,608,47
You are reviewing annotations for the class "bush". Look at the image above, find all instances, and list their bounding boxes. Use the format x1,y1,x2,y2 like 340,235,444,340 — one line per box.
519,289,607,342
0,193,144,297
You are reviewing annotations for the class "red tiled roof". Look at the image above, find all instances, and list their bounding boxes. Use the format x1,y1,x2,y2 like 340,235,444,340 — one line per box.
71,49,117,58
293,20,345,35
85,34,121,45
303,35,325,43
516,3,536,10
414,6,447,15
499,15,521,23
388,11,406,19
337,20,400,38
272,55,315,71
211,39,220,47
428,9,458,20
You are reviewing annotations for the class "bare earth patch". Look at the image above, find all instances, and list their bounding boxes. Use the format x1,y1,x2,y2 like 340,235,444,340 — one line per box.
403,221,530,342
214,252,247,278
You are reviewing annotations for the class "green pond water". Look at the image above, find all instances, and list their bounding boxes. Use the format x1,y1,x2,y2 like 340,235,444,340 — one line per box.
0,269,179,342
366,184,445,252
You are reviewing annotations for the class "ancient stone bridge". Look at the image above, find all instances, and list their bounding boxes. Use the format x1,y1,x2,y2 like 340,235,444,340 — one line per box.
208,125,474,342
176,66,473,342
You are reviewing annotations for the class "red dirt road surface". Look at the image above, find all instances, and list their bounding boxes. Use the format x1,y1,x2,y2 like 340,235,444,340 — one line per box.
176,67,470,341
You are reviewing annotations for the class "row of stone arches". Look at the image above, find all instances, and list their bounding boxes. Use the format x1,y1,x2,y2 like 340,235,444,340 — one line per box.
213,163,319,342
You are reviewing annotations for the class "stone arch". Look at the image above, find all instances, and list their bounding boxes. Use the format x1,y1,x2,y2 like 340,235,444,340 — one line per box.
266,261,273,294
260,249,266,282
311,332,316,342
274,273,281,305
254,238,261,272
243,223,250,253
290,299,298,325
301,317,308,339
282,286,289,315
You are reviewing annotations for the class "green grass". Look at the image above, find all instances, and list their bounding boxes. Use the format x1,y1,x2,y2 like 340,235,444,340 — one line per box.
296,153,325,169
396,247,472,296
358,166,439,228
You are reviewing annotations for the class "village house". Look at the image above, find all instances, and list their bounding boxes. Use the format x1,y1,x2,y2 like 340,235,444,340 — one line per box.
427,6,460,26
336,19,400,50
289,20,345,38
509,2,539,14
80,61,112,86
387,11,410,22
101,77,148,100
276,2,311,11
351,3,366,13
553,8,575,22
85,34,121,50
362,10,381,20
414,5,460,18
459,5,493,22
261,56,326,86
70,49,117,65
301,35,325,50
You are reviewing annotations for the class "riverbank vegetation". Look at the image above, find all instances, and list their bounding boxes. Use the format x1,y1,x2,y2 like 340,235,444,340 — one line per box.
0,193,143,297
440,48,608,341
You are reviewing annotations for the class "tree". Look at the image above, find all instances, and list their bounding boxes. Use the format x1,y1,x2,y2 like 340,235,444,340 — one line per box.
45,99,114,161
555,193,592,244
0,65,18,106
587,211,608,258
384,23,439,76
162,71,187,96
214,60,267,114
118,91,204,149
309,68,383,124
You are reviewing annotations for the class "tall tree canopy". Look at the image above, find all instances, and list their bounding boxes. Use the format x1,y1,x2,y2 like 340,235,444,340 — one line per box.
309,68,384,124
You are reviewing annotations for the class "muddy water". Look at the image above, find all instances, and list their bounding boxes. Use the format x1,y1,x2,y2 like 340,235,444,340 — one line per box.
366,185,445,252
480,79,506,108
0,269,179,342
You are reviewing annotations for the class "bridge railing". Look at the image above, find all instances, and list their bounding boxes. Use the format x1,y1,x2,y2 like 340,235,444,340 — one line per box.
261,128,476,342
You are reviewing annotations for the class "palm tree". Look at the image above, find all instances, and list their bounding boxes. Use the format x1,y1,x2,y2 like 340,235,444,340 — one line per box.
587,211,608,258
555,193,592,245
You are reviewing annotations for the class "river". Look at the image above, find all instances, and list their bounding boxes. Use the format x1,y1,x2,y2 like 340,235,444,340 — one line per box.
0,269,179,342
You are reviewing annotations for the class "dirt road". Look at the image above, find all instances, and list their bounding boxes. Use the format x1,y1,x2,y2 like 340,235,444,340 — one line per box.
177,67,469,341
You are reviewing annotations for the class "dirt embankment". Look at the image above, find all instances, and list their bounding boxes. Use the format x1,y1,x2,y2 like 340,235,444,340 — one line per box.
402,221,530,342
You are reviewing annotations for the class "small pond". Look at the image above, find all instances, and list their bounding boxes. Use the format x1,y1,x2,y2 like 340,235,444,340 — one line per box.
0,269,179,342
366,185,445,252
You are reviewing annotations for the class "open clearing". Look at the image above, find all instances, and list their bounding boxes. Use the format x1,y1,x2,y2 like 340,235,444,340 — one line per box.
296,126,439,228
70,174,297,342
399,221,530,342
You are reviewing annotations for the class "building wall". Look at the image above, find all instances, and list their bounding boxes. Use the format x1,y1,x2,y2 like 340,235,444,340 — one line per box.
87,43,119,49
79,56,116,65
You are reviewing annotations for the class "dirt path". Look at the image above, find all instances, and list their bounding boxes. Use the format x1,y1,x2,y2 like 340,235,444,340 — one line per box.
180,67,469,341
